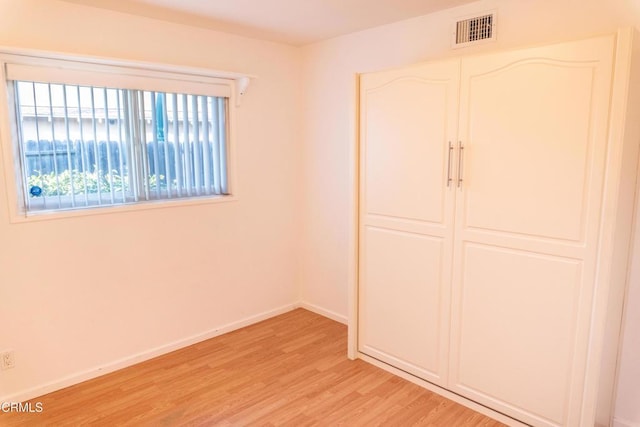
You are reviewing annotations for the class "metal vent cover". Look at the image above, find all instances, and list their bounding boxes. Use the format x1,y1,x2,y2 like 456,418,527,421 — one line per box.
453,12,496,48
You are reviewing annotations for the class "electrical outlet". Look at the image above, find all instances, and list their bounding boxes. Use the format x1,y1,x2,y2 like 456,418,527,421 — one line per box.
1,350,15,370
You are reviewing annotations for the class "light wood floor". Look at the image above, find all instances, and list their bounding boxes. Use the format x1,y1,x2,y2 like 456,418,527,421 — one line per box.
1,309,505,426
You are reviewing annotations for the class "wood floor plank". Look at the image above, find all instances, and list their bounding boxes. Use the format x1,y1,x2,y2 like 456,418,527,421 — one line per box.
0,309,506,426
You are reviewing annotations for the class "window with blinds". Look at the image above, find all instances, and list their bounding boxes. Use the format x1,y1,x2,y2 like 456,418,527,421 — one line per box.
1,54,240,215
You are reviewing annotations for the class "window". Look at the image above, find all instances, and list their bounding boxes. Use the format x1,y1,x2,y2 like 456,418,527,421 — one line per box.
14,82,228,211
0,53,245,216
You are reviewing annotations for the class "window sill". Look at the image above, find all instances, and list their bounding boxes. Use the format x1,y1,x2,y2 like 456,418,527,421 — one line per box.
9,194,237,224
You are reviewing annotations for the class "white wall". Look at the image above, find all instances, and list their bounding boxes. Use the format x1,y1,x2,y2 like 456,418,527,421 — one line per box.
299,0,640,424
0,0,302,401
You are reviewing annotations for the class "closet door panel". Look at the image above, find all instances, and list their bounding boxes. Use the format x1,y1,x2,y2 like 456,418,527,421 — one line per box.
360,227,444,380
364,72,452,223
461,64,594,241
358,60,460,385
450,35,615,427
454,243,581,425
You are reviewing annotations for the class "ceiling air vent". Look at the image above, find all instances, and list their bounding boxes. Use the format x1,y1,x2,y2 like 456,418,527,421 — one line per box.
453,12,496,48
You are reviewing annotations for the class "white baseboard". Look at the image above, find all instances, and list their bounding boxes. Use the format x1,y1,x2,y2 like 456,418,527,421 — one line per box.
1,303,298,404
613,418,640,427
297,301,348,324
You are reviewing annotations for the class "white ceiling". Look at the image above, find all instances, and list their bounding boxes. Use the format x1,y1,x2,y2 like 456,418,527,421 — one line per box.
60,0,478,45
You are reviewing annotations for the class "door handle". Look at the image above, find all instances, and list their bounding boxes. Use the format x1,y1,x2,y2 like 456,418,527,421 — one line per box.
457,141,464,188
447,141,453,187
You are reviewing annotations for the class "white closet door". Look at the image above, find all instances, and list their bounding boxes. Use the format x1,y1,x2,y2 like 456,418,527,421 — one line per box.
449,36,615,426
358,60,459,385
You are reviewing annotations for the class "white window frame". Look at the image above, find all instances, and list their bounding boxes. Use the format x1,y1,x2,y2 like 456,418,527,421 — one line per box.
0,48,251,222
